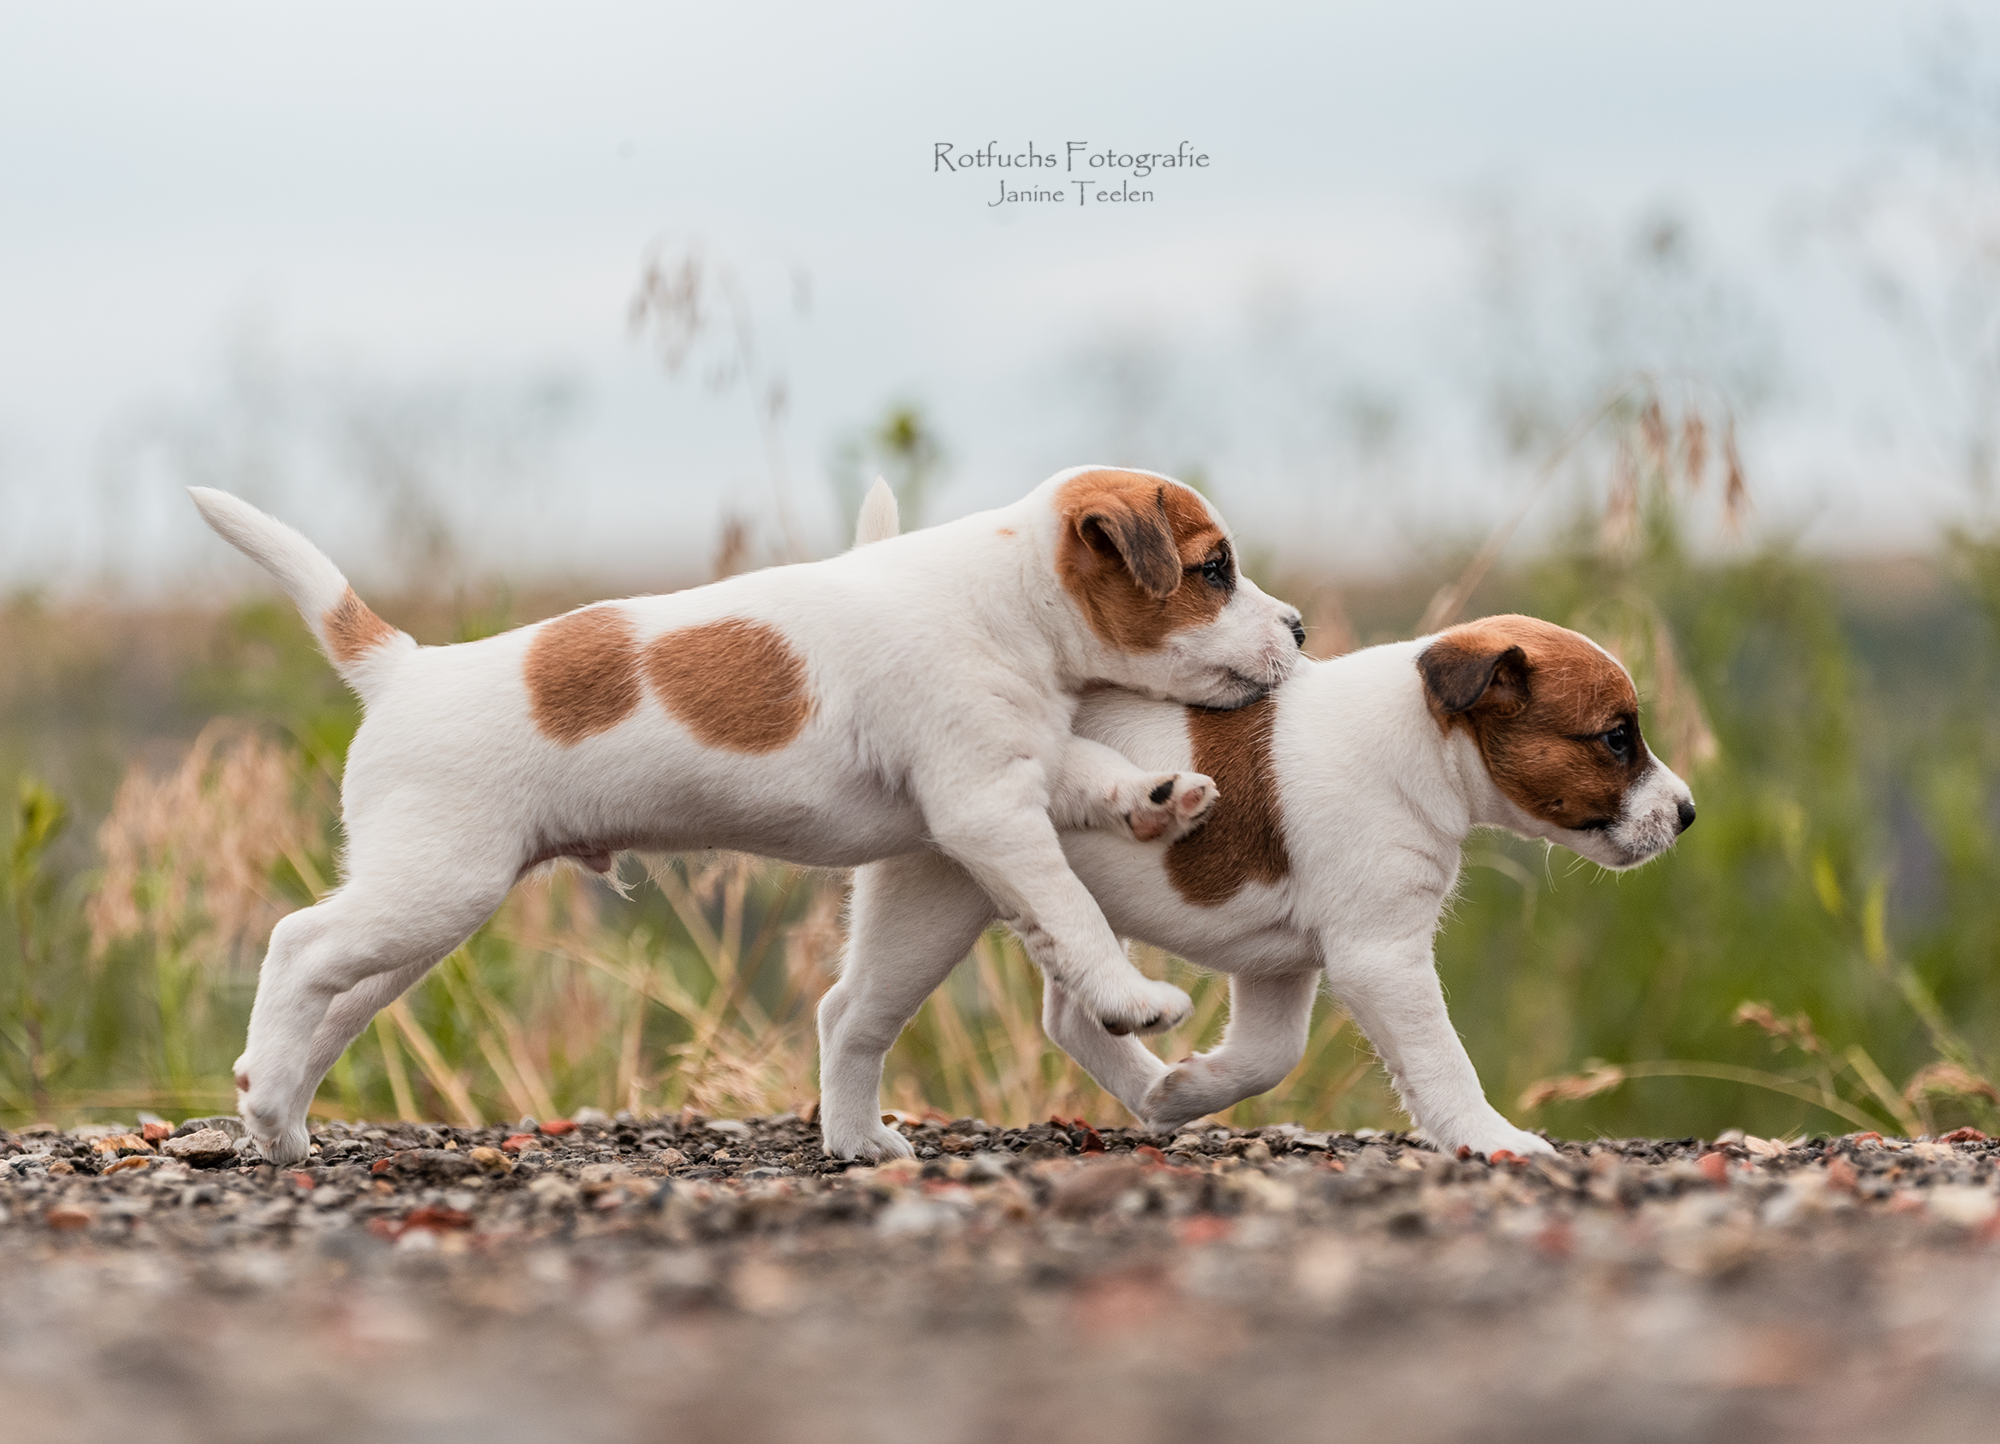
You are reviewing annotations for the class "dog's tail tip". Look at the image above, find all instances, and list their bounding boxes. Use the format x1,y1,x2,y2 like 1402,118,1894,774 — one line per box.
187,486,410,694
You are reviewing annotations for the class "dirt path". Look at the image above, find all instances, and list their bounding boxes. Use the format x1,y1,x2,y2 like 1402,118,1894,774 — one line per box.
4,1115,1999,1443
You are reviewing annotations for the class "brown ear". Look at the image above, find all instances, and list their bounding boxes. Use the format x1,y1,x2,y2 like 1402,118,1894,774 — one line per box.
1418,638,1529,716
1077,486,1182,600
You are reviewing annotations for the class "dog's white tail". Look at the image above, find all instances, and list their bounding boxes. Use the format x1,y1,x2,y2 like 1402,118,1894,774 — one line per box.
851,477,900,548
188,487,414,700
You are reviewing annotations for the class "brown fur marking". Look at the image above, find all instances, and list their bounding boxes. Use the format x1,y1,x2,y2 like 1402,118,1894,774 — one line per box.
1055,469,1231,652
525,605,643,746
1418,614,1645,830
1166,697,1290,906
644,618,813,753
323,588,396,666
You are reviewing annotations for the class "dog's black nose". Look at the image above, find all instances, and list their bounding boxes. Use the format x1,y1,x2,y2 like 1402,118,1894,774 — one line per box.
1676,798,1697,834
1287,614,1307,649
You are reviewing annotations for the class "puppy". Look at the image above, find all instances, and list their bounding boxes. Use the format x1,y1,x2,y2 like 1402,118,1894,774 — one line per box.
190,467,1304,1164
823,614,1696,1161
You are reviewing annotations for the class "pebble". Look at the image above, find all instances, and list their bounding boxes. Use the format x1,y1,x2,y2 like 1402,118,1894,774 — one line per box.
161,1129,239,1167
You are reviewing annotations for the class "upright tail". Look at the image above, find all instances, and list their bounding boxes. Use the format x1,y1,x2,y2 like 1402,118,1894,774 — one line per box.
188,487,413,700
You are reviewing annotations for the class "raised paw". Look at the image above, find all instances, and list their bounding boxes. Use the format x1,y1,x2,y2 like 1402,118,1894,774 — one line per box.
1124,772,1219,843
1096,977,1194,1037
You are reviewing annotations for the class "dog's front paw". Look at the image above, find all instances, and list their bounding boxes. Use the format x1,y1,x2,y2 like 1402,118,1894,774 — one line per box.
1446,1122,1558,1160
821,1118,916,1163
243,1116,311,1167
1125,772,1219,843
1140,1056,1227,1133
1096,977,1194,1037
236,1063,311,1167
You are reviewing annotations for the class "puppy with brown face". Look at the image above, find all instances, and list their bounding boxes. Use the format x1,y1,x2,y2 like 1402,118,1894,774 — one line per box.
188,466,1304,1166
825,612,1695,1160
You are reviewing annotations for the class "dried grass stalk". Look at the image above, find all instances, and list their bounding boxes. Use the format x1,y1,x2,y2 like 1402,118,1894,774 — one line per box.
87,721,320,963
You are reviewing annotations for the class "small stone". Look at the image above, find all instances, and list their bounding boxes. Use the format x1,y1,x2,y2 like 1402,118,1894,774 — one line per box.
105,1156,153,1175
161,1129,238,1168
172,1116,246,1140
1050,1160,1149,1219
140,1120,174,1145
539,1119,578,1136
468,1146,514,1175
571,1107,613,1128
45,1204,94,1231
378,1149,474,1185
91,1133,153,1157
398,1204,474,1235
1928,1186,1998,1228
730,1257,801,1314
502,1134,543,1154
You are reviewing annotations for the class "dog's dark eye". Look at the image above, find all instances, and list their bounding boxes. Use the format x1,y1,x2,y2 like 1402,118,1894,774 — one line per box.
1601,723,1635,764
1197,546,1234,593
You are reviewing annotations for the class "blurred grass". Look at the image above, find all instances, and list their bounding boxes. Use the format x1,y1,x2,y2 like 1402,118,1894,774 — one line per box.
4,425,1999,1137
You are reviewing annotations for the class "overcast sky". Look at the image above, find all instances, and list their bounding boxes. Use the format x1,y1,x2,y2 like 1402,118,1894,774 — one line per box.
1,1,1993,593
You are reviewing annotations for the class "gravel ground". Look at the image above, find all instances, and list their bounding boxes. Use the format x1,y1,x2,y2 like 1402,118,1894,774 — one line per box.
5,1112,2000,1444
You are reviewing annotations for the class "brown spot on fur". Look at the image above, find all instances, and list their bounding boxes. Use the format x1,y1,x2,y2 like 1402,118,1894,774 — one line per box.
323,588,396,666
1418,614,1644,830
644,618,813,753
1166,697,1289,905
996,527,1014,536
525,606,643,745
1055,469,1232,652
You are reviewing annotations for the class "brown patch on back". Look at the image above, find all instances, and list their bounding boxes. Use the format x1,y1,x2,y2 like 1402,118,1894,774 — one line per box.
644,618,813,753
1418,614,1644,830
525,605,643,745
323,588,396,666
1166,697,1290,906
1055,469,1232,652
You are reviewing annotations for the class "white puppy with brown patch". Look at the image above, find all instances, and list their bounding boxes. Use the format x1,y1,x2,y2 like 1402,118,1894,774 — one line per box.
823,612,1696,1161
189,467,1304,1165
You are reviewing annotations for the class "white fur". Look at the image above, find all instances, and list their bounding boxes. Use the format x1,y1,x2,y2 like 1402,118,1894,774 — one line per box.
823,637,1697,1161
853,477,900,548
194,467,1303,1165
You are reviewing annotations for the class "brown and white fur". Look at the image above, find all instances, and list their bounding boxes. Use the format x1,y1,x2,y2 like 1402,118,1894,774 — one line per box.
822,611,1696,1161
189,467,1304,1165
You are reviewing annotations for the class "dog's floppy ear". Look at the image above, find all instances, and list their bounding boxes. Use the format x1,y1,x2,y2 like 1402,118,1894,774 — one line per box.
1076,485,1181,600
1418,635,1530,718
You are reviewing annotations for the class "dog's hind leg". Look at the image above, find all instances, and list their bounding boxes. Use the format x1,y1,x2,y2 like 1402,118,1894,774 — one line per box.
233,847,518,1166
819,851,994,1161
1138,970,1320,1134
